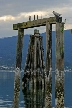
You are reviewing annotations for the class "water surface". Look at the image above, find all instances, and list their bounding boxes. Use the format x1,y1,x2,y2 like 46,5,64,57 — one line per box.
0,70,72,108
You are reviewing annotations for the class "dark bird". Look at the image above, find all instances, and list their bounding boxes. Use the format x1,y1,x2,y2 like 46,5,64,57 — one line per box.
53,11,61,17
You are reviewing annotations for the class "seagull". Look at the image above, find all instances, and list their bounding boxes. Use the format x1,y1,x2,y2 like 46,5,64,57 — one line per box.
53,11,61,17
64,19,66,23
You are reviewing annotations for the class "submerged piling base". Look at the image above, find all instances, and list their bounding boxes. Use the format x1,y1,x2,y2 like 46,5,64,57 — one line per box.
22,72,52,108
13,67,21,108
55,70,64,108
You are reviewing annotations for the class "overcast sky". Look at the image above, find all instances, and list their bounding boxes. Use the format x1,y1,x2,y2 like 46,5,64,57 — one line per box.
0,0,72,38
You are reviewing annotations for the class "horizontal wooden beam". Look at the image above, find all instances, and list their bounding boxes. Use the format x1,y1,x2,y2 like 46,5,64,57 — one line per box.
13,17,60,30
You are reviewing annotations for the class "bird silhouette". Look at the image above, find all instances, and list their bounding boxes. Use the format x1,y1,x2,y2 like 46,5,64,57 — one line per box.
53,11,61,17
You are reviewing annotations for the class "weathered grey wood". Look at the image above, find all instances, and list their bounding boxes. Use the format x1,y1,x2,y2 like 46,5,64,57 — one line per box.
13,17,57,30
55,22,64,108
56,22,64,71
34,36,37,72
46,22,52,76
30,79,34,108
22,30,45,90
45,73,52,108
13,28,24,108
24,40,31,72
13,68,20,108
33,78,36,108
16,28,24,69
45,22,52,107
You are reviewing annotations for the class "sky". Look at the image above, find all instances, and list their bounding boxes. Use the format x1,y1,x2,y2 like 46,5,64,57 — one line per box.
0,0,72,38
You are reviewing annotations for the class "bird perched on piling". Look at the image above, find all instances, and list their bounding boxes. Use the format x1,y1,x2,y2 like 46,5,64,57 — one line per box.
64,19,66,23
52,11,61,17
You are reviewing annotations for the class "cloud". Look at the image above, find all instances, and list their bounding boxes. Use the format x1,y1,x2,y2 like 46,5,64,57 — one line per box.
0,15,15,21
0,0,72,38
19,11,48,18
0,11,49,22
0,0,71,16
0,5,72,22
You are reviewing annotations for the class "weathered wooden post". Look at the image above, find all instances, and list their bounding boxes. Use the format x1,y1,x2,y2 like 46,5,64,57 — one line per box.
13,27,24,108
55,22,64,108
33,31,37,108
34,30,37,72
16,28,24,69
46,22,52,76
45,22,52,108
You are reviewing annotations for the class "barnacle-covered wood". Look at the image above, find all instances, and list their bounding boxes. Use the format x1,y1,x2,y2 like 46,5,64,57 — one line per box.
55,22,64,108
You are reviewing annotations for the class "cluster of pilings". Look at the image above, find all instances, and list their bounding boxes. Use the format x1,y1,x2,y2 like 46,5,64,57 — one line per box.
22,29,52,108
24,30,45,73
13,16,64,108
22,30,45,89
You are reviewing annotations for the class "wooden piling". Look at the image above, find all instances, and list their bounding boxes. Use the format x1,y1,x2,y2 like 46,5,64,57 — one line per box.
34,36,37,72
46,22,52,76
45,22,52,107
13,16,65,107
56,22,64,71
55,22,64,108
16,28,24,69
45,74,52,108
13,28,24,108
13,68,20,108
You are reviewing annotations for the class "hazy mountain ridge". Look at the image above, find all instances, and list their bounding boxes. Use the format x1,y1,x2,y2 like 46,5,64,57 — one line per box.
0,30,72,70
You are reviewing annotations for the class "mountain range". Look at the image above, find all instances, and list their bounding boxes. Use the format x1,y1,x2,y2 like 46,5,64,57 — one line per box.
0,30,72,70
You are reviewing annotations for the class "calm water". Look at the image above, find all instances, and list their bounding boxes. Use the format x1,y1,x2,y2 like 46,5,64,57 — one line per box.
0,70,72,108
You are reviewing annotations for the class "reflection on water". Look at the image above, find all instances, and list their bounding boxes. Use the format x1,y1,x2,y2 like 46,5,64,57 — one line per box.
22,69,52,108
0,71,14,108
13,68,52,108
22,86,45,108
0,70,72,107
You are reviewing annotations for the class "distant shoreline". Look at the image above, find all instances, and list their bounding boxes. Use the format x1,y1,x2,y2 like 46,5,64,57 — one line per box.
0,70,24,72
